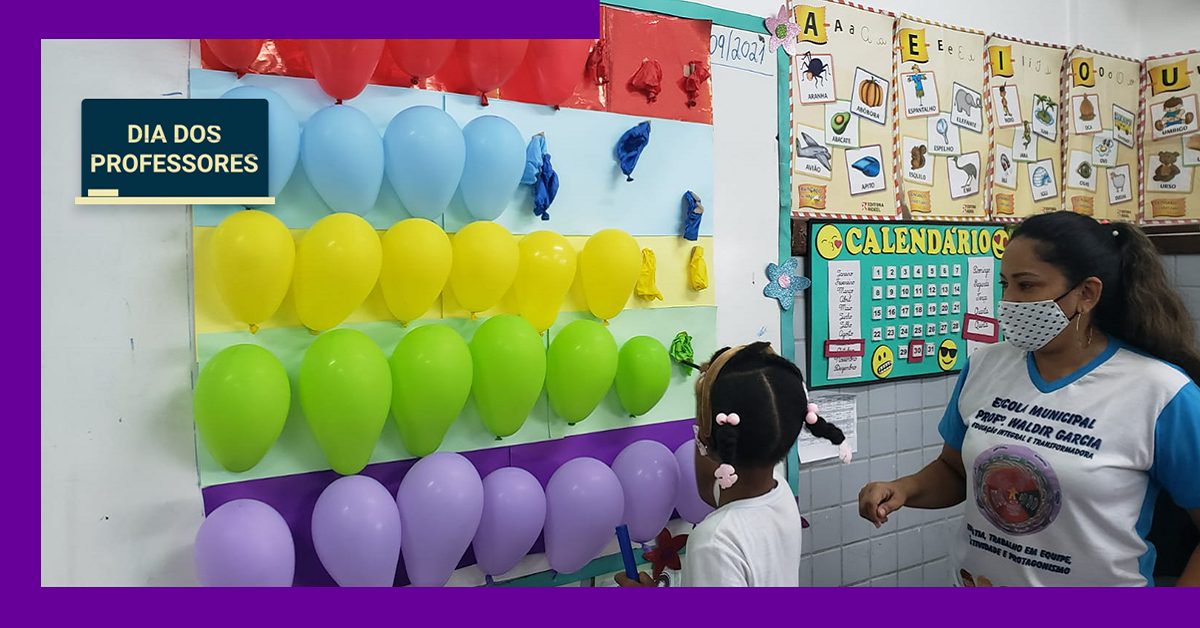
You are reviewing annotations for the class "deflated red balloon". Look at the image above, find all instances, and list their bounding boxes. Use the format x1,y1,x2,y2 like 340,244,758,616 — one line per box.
205,39,265,75
306,39,385,102
387,40,456,84
459,39,530,94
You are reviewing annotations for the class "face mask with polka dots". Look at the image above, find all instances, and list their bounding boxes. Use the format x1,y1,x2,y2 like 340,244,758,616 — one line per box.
997,286,1080,352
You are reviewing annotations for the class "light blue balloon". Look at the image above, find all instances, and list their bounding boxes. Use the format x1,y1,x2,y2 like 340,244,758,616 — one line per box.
301,105,384,216
221,86,300,199
383,106,466,220
459,116,525,221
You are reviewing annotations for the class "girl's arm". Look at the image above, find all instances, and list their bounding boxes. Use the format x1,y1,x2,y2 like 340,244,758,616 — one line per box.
858,444,966,527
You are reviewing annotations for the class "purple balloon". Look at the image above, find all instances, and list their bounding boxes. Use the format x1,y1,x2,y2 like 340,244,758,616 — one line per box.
544,457,624,574
473,467,547,577
674,440,714,524
612,440,680,542
396,452,484,586
195,499,295,587
312,475,402,587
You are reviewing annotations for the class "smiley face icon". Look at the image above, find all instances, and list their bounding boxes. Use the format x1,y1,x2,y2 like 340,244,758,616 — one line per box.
992,229,1009,259
871,345,894,379
938,338,959,371
814,224,844,260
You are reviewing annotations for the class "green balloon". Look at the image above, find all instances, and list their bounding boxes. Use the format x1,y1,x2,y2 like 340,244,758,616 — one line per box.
299,328,392,475
193,344,290,472
615,336,671,417
546,320,618,424
470,315,547,438
389,324,473,457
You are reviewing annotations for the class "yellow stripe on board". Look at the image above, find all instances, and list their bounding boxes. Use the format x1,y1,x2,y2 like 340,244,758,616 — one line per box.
193,226,715,334
77,196,275,205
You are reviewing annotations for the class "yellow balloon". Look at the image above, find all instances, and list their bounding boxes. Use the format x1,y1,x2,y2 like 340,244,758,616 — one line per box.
448,221,519,315
210,210,295,333
379,219,451,324
515,231,577,333
293,213,382,332
579,229,640,322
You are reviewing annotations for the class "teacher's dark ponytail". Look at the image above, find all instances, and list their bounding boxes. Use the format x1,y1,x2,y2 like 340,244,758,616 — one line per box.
1011,212,1200,383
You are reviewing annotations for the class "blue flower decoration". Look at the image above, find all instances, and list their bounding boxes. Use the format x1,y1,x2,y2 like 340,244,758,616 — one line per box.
764,258,810,311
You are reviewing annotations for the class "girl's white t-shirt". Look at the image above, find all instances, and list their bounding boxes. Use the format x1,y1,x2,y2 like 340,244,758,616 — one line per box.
939,340,1200,586
683,481,802,586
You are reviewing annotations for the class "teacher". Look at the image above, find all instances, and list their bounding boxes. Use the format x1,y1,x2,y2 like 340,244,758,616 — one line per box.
858,211,1200,586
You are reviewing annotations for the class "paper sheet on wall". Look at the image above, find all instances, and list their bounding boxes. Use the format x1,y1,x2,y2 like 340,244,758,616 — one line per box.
985,36,1067,219
798,392,858,463
790,0,897,218
709,25,775,76
827,260,862,379
1063,48,1140,222
1142,51,1200,222
967,256,996,356
895,17,988,219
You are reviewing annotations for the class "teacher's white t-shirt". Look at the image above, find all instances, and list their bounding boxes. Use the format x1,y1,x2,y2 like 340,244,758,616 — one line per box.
683,481,802,587
939,340,1200,586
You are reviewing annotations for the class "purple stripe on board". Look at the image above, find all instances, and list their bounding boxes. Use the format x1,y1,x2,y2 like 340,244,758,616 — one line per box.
200,418,694,586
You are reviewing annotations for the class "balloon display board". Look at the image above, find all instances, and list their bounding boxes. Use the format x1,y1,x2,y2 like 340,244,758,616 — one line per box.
190,7,721,587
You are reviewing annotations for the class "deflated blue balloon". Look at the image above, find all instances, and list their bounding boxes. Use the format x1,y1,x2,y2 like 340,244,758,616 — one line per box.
384,106,466,220
615,121,651,182
301,104,384,216
459,115,525,221
221,86,300,199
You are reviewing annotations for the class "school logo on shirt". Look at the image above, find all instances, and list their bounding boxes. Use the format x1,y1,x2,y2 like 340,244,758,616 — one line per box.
973,444,1062,535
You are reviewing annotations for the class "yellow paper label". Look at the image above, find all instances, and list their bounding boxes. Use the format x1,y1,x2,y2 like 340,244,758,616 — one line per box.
1151,197,1188,218
1071,57,1096,87
1070,195,1094,216
989,45,1014,78
1149,59,1192,95
994,192,1015,215
907,189,932,213
796,183,827,210
899,28,929,63
793,5,827,44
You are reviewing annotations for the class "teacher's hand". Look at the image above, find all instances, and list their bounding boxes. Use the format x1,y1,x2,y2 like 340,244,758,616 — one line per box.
859,481,907,528
615,571,655,587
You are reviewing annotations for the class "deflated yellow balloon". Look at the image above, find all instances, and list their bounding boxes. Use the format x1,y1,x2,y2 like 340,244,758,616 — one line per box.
579,229,640,322
448,221,518,315
294,213,382,332
514,231,577,333
380,219,451,324
210,210,295,333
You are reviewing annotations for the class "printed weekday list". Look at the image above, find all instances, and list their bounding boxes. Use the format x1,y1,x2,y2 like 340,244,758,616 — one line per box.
967,256,996,355
827,260,862,379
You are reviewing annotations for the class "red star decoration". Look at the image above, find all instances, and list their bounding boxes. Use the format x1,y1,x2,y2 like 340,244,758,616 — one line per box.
641,528,688,578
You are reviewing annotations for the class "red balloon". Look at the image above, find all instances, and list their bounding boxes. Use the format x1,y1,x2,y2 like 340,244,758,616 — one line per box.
205,39,265,75
458,40,530,94
387,40,456,84
306,39,385,102
524,39,594,106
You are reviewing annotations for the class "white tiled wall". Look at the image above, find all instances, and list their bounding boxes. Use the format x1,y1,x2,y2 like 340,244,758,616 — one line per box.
792,253,1200,587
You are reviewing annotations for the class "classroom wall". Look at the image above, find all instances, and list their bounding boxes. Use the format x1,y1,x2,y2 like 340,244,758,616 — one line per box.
781,0,1200,587
40,2,1200,587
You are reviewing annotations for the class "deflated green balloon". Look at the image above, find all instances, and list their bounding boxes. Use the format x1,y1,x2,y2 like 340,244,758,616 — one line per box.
470,315,546,438
299,329,392,475
193,344,291,472
546,320,618,424
615,336,671,417
389,324,473,457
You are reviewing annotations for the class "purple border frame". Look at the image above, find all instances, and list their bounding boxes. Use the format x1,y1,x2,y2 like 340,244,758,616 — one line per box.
28,0,1199,621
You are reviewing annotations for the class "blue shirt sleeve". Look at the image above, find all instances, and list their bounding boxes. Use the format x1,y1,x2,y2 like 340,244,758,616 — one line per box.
938,358,971,451
1152,381,1200,509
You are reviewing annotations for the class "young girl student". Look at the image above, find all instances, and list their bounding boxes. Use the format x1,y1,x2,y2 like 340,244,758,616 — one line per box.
859,212,1200,586
617,342,848,587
